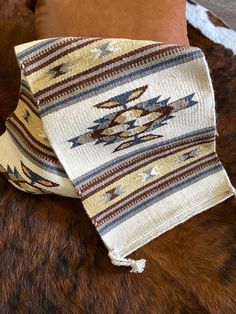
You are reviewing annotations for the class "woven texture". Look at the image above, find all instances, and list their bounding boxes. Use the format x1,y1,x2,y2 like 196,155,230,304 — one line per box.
0,37,234,271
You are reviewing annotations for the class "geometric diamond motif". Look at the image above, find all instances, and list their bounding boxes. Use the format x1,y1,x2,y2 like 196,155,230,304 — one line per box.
178,148,200,162
68,85,198,153
90,41,120,59
103,186,124,204
47,62,71,79
139,166,160,182
22,109,31,124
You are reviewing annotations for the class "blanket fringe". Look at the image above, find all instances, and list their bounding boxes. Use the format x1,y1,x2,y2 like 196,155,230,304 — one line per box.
108,250,146,273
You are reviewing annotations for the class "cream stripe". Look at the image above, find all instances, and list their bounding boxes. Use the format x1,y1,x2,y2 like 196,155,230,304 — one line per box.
14,39,46,55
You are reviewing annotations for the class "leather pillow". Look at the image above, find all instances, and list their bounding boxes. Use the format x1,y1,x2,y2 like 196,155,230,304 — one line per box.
35,0,189,45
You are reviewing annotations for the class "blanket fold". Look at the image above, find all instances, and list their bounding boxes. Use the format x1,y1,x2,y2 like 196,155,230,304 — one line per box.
0,37,235,272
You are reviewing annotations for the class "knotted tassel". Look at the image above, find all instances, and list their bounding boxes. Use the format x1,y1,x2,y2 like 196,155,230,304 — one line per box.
108,250,146,273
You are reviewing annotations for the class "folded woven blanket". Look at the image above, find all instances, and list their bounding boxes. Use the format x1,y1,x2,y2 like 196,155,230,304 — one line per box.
0,37,235,272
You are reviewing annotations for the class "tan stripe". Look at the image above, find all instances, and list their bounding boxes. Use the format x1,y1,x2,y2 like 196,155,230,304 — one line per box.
81,136,214,199
6,119,60,163
34,43,170,99
20,92,38,115
37,45,186,104
10,113,54,153
94,154,218,225
24,38,101,75
82,142,215,216
23,38,83,64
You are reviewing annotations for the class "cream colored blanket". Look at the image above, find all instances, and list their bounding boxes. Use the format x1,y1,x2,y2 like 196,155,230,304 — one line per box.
0,37,234,272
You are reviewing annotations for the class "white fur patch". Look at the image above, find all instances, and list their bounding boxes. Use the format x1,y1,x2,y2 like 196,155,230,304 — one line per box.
187,1,236,55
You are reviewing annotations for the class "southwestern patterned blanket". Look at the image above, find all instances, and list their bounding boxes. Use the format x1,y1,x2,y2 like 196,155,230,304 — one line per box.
0,0,235,312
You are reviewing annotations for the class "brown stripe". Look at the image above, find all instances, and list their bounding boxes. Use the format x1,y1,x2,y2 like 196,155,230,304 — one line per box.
95,157,219,227
82,134,213,190
23,38,82,64
34,43,166,98
40,46,187,105
21,88,36,105
24,38,101,75
35,44,168,96
20,92,38,116
10,113,54,152
93,154,218,224
44,47,183,103
81,135,214,197
35,44,184,101
6,119,60,163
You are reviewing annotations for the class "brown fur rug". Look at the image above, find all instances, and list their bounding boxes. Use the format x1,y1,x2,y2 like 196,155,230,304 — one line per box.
0,1,236,313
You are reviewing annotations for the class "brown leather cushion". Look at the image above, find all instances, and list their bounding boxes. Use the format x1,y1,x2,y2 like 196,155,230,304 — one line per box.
35,0,189,45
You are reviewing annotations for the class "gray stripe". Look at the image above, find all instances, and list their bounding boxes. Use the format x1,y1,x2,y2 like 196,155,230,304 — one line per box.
26,38,95,72
21,84,34,96
82,137,213,196
96,154,216,221
36,44,179,100
21,80,31,90
39,50,203,116
6,130,67,177
9,116,56,157
17,38,63,61
73,127,216,187
20,92,38,112
98,163,222,235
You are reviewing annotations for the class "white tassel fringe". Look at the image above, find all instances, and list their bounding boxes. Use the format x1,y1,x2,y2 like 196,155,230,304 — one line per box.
109,250,146,273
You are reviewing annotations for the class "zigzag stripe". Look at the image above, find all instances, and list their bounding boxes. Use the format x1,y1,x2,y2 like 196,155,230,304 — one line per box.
39,47,198,105
19,91,38,115
94,153,217,222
